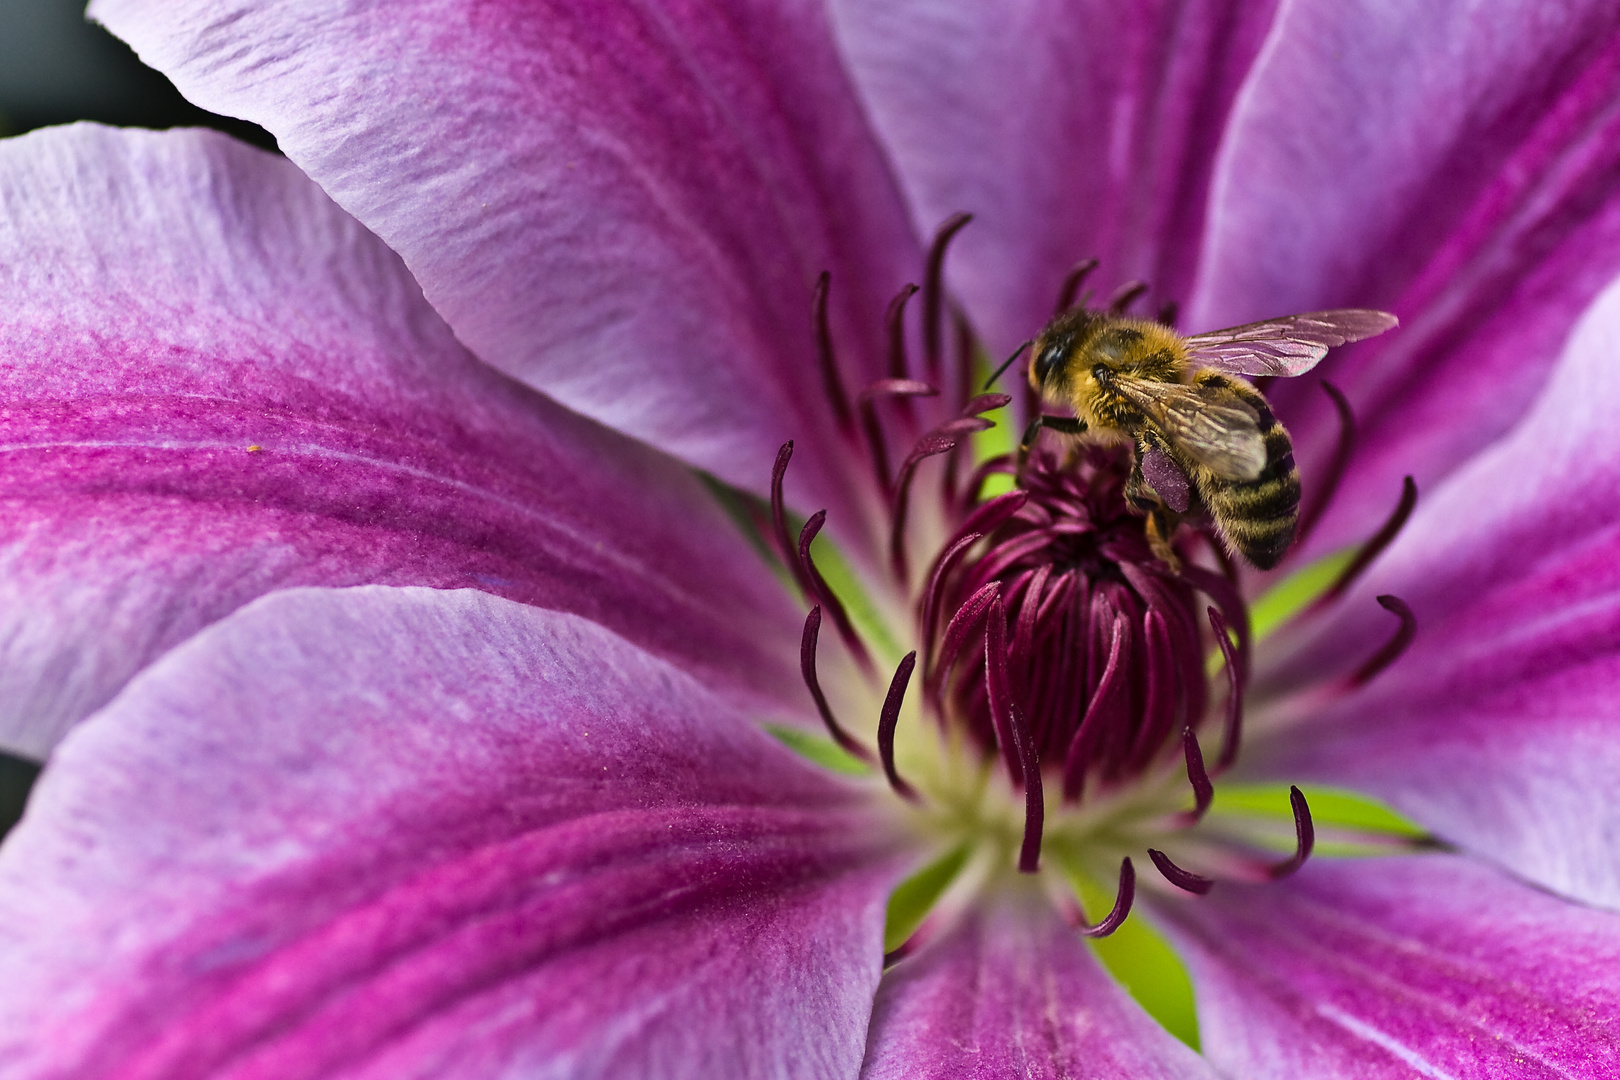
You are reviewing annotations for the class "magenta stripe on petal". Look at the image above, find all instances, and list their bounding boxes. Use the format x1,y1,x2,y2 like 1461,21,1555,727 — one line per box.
1153,855,1620,1080
0,587,906,1078
861,886,1217,1079
1193,0,1620,554
1252,275,1620,910
0,125,801,759
94,0,925,534
829,0,1279,357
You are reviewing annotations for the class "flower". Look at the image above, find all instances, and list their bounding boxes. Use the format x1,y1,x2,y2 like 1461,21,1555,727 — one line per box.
3,1,1620,1077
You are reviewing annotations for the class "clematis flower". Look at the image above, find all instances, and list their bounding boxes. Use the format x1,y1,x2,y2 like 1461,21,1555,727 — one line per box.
4,0,1620,1076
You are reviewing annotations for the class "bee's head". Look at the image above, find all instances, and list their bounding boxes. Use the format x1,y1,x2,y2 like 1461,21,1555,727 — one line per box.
1028,309,1096,393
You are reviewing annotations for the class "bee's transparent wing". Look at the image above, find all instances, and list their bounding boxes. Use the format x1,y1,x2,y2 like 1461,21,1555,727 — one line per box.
1110,377,1267,481
1182,309,1398,377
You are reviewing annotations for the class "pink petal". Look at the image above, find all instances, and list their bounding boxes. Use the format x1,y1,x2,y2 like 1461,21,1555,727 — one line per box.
0,124,799,761
0,587,905,1079
1252,275,1620,908
1192,1,1620,554
92,0,924,524
1153,855,1620,1079
829,0,1278,355
861,887,1217,1080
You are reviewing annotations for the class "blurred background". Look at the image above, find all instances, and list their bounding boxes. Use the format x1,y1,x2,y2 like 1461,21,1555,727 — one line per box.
1,0,274,837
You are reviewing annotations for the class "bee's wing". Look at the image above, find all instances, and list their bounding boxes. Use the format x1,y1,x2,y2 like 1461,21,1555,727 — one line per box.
1110,377,1267,481
1182,309,1398,377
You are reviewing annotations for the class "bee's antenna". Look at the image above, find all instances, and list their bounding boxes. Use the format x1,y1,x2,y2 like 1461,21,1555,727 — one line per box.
983,340,1032,391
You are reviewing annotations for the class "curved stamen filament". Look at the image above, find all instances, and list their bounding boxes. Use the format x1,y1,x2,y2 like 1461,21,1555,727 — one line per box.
923,213,973,381
797,510,873,674
1147,848,1214,895
886,283,921,380
1207,606,1245,770
770,442,815,600
1181,727,1214,823
1296,379,1356,544
1349,594,1417,687
878,652,921,803
1267,786,1316,879
859,377,939,495
1321,475,1418,605
1073,857,1135,938
811,273,854,433
1053,258,1099,316
1107,280,1148,314
1010,703,1044,873
799,606,874,762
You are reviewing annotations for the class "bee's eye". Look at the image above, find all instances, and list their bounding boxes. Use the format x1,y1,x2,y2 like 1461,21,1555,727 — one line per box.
1034,345,1063,385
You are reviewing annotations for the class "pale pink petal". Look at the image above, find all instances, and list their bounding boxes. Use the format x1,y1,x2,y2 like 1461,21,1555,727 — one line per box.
1192,1,1620,553
1154,855,1620,1079
1252,274,1620,908
828,0,1278,355
92,0,924,524
861,887,1217,1080
0,587,904,1079
0,124,799,760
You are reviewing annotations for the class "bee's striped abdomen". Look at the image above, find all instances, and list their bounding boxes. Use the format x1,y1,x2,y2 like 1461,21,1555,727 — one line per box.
1197,374,1301,570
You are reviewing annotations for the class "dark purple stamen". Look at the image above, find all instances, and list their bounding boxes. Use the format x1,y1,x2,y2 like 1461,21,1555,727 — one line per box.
858,377,939,495
1181,727,1214,822
1074,858,1135,938
1296,380,1356,544
1063,614,1127,800
1180,565,1251,688
878,651,921,803
886,283,921,380
1010,703,1045,873
811,272,854,432
1053,258,1100,316
923,212,973,380
797,510,873,674
771,442,816,599
799,606,874,762
1156,300,1179,328
929,581,1001,711
1321,475,1418,606
1148,848,1214,895
1206,606,1245,770
983,594,1025,784
1349,594,1416,687
890,416,994,582
1267,785,1315,879
1107,280,1149,314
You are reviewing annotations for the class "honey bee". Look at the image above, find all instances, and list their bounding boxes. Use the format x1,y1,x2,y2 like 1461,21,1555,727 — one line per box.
1021,305,1397,569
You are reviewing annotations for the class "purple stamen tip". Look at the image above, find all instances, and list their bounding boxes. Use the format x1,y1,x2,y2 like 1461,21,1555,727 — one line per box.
1322,475,1418,605
878,652,922,803
1207,606,1245,770
1147,848,1214,895
1268,786,1316,879
1350,594,1416,687
799,606,873,763
1075,857,1135,938
1181,727,1214,822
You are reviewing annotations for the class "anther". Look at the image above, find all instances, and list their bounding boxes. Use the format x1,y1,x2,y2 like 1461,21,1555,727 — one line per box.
1348,594,1416,687
1073,858,1135,938
886,283,921,380
799,606,874,762
797,510,873,673
1156,300,1179,328
1295,380,1356,544
811,273,854,432
1267,786,1316,879
1107,280,1149,314
923,212,973,380
1206,606,1245,770
1181,727,1214,823
771,442,816,599
1147,849,1214,895
878,651,921,803
929,581,1001,705
1054,258,1100,316
1320,475,1418,605
1063,614,1129,800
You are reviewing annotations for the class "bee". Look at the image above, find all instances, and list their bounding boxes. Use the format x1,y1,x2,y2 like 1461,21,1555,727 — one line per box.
1020,305,1397,570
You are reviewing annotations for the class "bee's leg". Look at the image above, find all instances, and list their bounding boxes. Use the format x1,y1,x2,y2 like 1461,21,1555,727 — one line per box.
1020,414,1086,451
